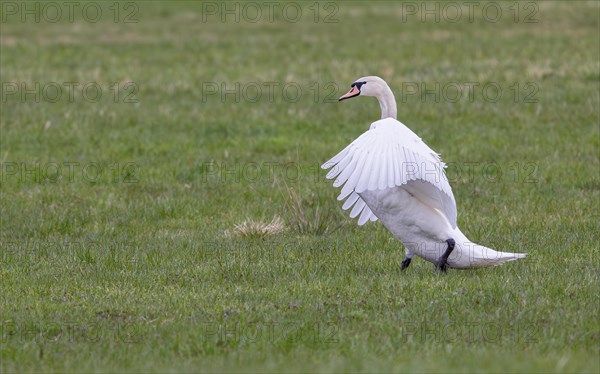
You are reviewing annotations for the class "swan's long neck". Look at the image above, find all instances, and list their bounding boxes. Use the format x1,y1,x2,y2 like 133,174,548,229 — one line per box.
375,84,397,119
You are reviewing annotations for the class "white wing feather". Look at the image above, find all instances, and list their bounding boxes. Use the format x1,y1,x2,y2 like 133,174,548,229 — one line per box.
322,118,457,227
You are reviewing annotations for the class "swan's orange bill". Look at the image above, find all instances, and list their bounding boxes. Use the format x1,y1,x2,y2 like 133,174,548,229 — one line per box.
339,86,360,101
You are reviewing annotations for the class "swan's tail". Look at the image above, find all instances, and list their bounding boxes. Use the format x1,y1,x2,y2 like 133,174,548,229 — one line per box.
464,244,526,268
451,230,526,268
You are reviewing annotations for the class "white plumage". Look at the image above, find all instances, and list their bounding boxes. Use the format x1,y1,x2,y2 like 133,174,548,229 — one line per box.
323,118,456,227
323,76,526,270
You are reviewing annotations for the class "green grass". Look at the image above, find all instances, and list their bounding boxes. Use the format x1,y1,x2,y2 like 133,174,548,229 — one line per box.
1,1,599,372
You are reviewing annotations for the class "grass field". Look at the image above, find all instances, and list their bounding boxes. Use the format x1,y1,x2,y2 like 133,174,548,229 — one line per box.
1,1,599,372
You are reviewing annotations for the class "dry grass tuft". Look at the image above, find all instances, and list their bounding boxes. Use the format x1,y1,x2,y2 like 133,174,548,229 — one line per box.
224,216,286,239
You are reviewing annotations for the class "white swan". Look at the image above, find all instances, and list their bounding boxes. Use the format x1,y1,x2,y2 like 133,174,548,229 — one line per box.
322,76,526,271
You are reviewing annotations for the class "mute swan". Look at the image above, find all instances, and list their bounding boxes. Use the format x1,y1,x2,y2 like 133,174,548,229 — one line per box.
322,76,526,271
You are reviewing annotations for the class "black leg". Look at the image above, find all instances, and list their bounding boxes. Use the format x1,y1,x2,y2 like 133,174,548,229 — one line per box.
401,257,412,271
435,239,455,273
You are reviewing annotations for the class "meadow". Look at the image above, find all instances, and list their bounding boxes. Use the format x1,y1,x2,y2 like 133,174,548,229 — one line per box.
1,1,599,372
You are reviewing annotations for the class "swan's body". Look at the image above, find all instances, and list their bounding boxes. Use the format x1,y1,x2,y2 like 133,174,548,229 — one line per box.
322,76,525,270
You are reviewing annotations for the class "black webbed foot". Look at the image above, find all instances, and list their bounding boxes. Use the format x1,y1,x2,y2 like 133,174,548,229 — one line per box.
401,257,412,271
435,258,448,273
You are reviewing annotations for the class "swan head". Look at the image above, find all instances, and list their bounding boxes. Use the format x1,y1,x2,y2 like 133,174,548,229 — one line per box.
338,76,390,101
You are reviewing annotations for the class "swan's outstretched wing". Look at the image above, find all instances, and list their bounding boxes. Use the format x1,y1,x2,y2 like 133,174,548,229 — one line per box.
322,118,457,227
